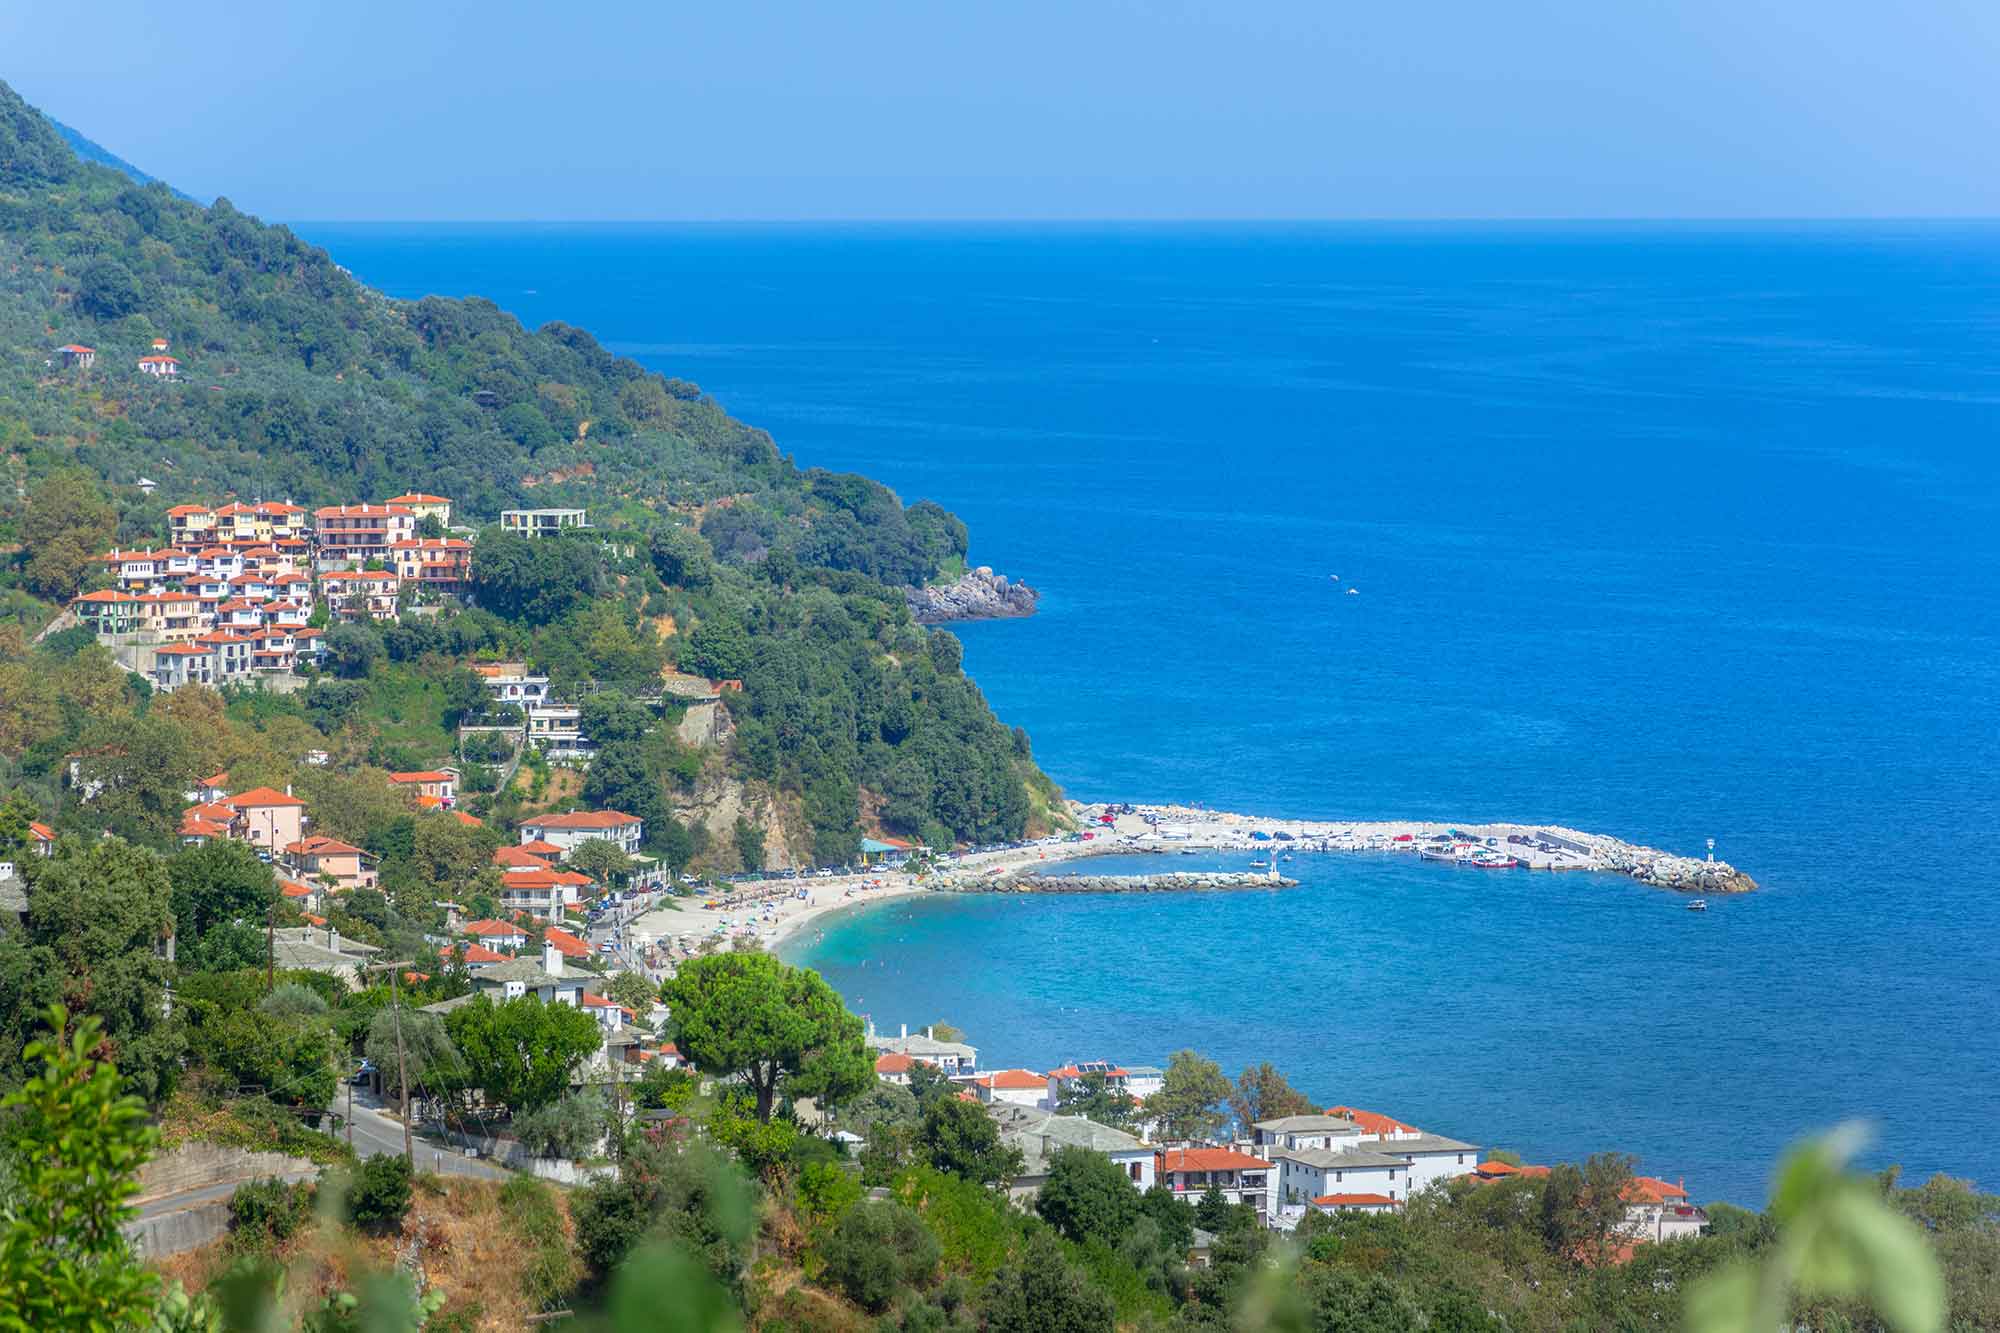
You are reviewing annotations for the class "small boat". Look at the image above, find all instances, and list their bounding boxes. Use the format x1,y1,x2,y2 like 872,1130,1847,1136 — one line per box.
1687,899,1708,912
1249,857,1270,868
1345,587,1359,595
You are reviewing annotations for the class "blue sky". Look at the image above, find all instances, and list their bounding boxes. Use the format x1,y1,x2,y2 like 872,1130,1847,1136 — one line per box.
6,1,1998,220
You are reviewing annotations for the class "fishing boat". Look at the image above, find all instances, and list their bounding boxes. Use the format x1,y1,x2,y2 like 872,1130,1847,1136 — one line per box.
1466,849,1519,869
1418,847,1462,863
1687,899,1708,912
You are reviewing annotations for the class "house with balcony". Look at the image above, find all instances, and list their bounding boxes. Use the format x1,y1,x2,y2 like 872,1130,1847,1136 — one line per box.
150,642,218,692
168,505,219,548
222,787,307,853
318,569,402,622
1157,1148,1276,1218
390,770,459,806
388,537,471,591
283,835,379,892
55,343,96,369
1619,1177,1708,1243
518,809,644,854
384,492,453,526
473,663,550,707
498,866,596,920
501,507,590,537
137,353,179,377
73,589,148,636
313,503,416,565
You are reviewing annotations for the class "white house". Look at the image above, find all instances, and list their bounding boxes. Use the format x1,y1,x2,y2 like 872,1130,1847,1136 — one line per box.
971,1069,1050,1109
1365,1132,1480,1196
518,810,644,855
869,1025,976,1075
1251,1114,1366,1154
137,354,179,377
1271,1146,1414,1207
501,507,590,537
1620,1177,1709,1243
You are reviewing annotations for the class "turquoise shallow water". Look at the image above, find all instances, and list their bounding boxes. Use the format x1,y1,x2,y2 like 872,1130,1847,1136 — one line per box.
298,222,2000,1205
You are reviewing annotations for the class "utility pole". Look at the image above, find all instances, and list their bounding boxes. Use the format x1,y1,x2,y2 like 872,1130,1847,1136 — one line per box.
266,898,276,993
361,960,417,1168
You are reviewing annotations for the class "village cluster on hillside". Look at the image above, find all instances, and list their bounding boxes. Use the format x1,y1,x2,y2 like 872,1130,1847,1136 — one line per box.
870,1030,1708,1254
54,485,606,709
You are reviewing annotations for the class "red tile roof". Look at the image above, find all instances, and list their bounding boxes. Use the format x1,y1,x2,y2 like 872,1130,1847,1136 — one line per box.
1325,1106,1420,1137
385,492,450,504
1158,1148,1273,1173
494,846,554,868
453,943,509,964
974,1069,1046,1090
449,810,483,827
225,786,305,808
389,770,455,784
1313,1193,1400,1207
543,926,591,957
524,810,641,830
502,868,593,889
279,880,316,898
516,839,566,855
875,1053,916,1074
1622,1176,1688,1204
28,821,55,844
288,836,368,858
464,919,527,938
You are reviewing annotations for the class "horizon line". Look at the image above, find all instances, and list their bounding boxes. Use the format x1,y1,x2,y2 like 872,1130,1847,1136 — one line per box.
285,214,2000,225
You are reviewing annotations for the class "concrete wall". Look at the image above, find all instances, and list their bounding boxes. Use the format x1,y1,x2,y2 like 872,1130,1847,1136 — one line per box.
125,1144,319,1259
444,1130,613,1185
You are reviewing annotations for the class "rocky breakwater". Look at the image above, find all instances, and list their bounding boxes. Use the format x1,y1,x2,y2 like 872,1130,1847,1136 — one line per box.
1570,833,1758,894
906,567,1039,624
954,869,1298,894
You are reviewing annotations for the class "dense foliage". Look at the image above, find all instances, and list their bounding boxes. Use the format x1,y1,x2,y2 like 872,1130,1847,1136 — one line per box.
0,76,1056,861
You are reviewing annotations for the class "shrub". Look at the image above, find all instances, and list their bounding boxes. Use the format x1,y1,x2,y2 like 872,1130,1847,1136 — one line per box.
346,1154,412,1232
227,1176,314,1248
500,1176,580,1309
511,1089,608,1160
820,1201,942,1313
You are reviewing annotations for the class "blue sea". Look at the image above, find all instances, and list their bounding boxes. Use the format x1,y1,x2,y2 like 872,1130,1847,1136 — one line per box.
300,222,2000,1205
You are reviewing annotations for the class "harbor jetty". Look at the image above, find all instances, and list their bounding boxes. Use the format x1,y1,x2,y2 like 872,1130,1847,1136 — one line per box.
1025,804,1758,896
945,869,1297,895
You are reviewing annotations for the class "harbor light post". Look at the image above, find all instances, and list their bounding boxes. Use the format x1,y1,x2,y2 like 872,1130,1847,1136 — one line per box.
1706,838,1715,863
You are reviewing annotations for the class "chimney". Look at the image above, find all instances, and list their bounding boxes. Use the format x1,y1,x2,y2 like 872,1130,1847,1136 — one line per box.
900,1023,908,1040
326,923,338,951
543,938,562,976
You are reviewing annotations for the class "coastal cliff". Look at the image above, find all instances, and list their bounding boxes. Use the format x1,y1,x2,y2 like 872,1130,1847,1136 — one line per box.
906,567,1039,624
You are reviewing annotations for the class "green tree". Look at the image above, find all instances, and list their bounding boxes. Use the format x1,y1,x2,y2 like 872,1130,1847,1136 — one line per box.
323,623,382,679
1035,1145,1144,1246
166,841,277,971
1540,1151,1636,1264
918,1096,1023,1188
0,1006,160,1330
1227,1061,1316,1131
1194,1184,1232,1233
679,613,751,681
979,1231,1115,1333
363,1007,458,1106
821,1200,942,1312
1055,1070,1136,1130
605,971,660,1013
568,837,635,886
71,712,200,845
1145,1048,1231,1142
731,817,765,872
442,993,601,1113
0,789,43,859
662,953,871,1122
649,524,717,591
76,257,142,318
0,838,182,1101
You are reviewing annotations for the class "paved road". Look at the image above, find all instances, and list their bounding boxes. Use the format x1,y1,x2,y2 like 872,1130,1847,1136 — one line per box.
333,1088,512,1181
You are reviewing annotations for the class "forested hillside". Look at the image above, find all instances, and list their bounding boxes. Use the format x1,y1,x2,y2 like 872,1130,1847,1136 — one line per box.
0,77,1059,865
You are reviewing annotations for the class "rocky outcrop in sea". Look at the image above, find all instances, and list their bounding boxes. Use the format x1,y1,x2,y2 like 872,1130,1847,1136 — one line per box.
906,567,1039,624
1588,842,1758,894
